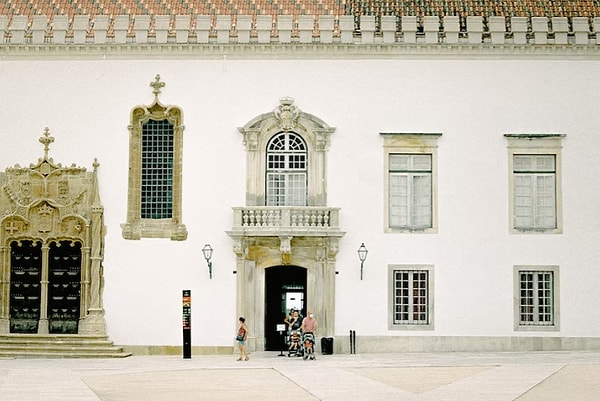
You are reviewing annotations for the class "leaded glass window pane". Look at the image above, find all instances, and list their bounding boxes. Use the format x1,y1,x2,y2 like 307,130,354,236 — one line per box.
141,119,174,219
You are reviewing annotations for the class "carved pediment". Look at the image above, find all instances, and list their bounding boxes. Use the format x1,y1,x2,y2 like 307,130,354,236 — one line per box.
0,128,100,242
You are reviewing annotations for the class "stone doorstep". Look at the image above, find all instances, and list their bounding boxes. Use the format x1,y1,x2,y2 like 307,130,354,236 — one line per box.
0,334,132,358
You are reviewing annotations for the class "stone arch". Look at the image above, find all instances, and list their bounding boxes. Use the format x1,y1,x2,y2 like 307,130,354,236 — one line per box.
238,97,336,207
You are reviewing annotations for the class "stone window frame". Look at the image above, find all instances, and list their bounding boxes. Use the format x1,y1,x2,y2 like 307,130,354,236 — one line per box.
505,133,565,235
121,75,187,241
381,133,442,234
513,265,560,332
239,97,335,207
388,264,435,331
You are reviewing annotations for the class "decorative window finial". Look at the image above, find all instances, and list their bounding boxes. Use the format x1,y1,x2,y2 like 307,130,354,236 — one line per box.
150,74,165,100
39,127,55,160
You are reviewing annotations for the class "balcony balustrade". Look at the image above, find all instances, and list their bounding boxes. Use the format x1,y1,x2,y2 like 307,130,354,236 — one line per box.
230,206,342,237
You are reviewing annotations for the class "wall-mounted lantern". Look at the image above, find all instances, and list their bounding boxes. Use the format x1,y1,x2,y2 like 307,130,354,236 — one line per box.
202,244,214,279
357,243,368,280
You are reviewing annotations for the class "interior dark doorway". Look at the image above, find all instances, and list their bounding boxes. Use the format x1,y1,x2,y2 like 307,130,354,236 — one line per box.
264,265,306,351
10,240,42,333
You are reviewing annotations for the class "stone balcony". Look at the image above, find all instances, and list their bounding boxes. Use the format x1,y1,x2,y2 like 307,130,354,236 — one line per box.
229,206,343,238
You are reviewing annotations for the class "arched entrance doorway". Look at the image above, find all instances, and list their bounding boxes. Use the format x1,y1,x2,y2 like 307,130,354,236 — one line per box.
264,265,306,351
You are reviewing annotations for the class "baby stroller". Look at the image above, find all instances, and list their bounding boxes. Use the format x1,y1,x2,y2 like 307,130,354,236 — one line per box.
287,331,302,357
301,332,316,360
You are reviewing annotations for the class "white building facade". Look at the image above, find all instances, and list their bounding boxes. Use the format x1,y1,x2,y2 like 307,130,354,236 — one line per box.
1,28,600,354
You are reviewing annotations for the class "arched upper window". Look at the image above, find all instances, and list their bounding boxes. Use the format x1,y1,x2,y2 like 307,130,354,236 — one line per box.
266,132,307,206
238,97,335,207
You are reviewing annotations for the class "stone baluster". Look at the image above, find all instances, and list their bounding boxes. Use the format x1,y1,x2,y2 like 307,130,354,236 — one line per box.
31,15,48,44
423,16,439,44
278,15,293,43
443,16,459,44
196,15,211,44
319,15,334,44
113,15,130,44
10,15,28,44
552,17,569,45
71,15,88,44
154,15,171,44
401,16,417,44
360,15,376,44
532,17,548,45
237,15,252,43
339,15,354,44
489,16,506,44
52,15,69,44
511,16,528,45
134,15,151,44
175,15,190,43
381,15,397,44
572,17,590,45
93,15,109,44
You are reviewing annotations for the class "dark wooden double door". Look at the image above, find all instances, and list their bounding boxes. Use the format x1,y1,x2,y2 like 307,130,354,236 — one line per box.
10,240,81,334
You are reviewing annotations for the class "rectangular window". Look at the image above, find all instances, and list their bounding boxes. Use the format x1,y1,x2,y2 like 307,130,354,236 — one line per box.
389,264,434,330
514,265,559,331
266,173,306,206
513,155,556,230
389,154,432,230
141,119,174,219
393,269,429,324
505,134,564,235
381,133,441,234
519,270,554,325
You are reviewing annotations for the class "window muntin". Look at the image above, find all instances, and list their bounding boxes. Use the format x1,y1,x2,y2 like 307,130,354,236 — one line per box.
266,132,307,206
513,154,556,230
141,119,174,219
518,270,554,326
389,154,432,230
393,269,429,325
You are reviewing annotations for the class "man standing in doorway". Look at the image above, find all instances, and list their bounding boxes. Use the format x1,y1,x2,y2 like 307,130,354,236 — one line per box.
301,311,317,335
301,311,317,360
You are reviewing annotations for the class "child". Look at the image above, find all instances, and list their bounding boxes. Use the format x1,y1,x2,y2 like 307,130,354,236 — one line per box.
289,330,300,352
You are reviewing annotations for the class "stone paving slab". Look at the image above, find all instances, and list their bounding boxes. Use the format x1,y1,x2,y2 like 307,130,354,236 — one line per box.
515,365,600,401
0,352,598,401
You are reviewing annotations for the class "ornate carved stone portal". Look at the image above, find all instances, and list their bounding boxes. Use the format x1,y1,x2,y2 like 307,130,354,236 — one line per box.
0,129,107,335
230,98,344,351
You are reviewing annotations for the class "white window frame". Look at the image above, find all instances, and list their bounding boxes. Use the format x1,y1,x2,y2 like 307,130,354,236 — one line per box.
513,265,560,332
388,264,434,330
505,134,565,234
381,133,441,234
266,132,308,206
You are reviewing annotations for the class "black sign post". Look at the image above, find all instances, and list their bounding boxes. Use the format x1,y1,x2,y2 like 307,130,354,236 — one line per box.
182,290,192,359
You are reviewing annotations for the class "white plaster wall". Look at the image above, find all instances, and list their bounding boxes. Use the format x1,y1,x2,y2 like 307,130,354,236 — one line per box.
1,57,599,346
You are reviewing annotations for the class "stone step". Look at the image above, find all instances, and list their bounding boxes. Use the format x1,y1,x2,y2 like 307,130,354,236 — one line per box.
0,334,131,358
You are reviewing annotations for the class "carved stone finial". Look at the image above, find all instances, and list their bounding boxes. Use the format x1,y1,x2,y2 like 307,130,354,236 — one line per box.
39,127,55,160
150,74,165,99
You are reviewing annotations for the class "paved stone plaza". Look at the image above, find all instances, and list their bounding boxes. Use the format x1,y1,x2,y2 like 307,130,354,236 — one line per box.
0,351,598,400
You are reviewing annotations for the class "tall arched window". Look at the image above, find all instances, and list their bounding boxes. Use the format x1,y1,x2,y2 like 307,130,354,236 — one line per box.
266,132,307,206
121,74,187,241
